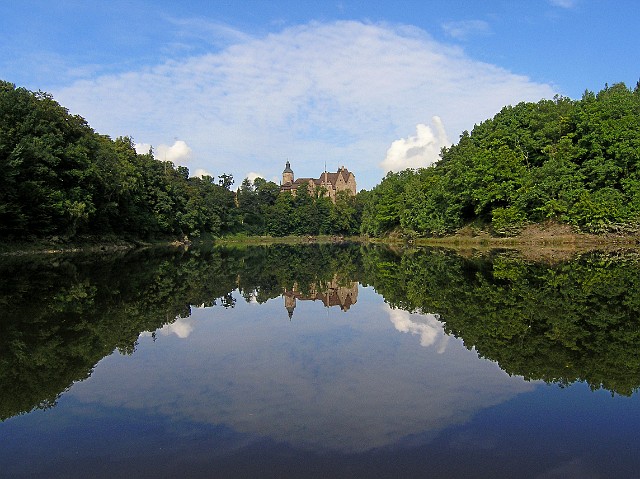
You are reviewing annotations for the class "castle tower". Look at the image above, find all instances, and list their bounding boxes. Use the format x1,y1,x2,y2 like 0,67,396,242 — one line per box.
282,161,294,185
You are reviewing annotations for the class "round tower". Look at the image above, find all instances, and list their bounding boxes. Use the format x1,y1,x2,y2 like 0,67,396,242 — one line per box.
282,161,294,185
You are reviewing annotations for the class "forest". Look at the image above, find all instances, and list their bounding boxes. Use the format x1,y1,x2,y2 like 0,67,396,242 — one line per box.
362,81,640,237
1,79,639,242
0,80,361,242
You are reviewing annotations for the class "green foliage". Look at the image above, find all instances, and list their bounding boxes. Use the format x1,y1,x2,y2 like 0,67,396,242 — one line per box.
491,205,528,236
361,82,640,237
0,81,240,241
360,170,413,236
5,79,640,241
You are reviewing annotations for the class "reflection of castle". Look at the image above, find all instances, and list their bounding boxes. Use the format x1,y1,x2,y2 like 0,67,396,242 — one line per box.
283,276,358,319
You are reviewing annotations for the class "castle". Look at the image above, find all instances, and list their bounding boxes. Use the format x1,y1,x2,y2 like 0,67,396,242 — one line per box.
280,161,356,202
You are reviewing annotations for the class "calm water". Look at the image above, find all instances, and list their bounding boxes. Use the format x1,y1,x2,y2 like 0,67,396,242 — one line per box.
1,244,640,478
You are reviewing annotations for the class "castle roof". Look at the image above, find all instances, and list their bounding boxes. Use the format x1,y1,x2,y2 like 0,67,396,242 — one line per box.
321,167,353,188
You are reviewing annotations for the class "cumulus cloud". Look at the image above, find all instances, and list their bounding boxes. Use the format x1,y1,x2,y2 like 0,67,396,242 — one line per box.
135,140,192,166
134,142,153,155
54,20,556,189
156,140,192,164
193,168,214,178
381,116,450,172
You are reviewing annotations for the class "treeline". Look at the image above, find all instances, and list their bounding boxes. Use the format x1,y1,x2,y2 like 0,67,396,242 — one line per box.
361,82,640,237
4,80,640,242
0,80,363,242
237,179,362,236
0,80,239,240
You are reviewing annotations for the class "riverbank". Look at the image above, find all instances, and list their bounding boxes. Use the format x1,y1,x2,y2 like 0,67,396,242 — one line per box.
212,234,362,246
4,222,640,258
397,222,640,262
0,236,152,257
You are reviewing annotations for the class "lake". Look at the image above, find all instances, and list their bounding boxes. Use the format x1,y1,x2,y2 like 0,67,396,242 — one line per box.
1,244,639,478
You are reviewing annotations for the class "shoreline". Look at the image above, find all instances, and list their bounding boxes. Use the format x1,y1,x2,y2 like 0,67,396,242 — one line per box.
3,223,640,258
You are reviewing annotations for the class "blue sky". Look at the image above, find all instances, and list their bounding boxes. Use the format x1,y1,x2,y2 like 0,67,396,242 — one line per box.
1,0,638,189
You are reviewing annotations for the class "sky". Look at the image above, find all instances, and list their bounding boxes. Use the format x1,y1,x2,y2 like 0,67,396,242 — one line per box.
1,0,638,190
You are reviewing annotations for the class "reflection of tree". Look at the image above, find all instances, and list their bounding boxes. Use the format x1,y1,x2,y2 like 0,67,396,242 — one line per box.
0,243,363,421
235,243,363,303
14,241,640,423
363,247,640,396
0,248,241,421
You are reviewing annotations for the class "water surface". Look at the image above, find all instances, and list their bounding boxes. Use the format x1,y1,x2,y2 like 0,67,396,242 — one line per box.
1,245,639,478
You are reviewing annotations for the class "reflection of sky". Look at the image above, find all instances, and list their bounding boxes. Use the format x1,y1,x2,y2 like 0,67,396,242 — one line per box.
70,286,536,452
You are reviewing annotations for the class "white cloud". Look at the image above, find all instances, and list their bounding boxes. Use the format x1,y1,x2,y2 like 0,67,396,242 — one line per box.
134,142,152,155
155,140,192,164
246,171,265,183
135,140,192,166
193,168,213,178
381,116,450,172
164,16,253,52
54,20,556,189
442,20,491,40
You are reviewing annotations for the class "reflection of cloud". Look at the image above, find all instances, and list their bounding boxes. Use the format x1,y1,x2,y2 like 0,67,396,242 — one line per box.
386,305,450,352
159,317,196,339
535,458,598,479
73,288,537,452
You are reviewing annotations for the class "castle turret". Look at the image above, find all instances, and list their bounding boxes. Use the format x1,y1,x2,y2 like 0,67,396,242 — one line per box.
282,161,294,185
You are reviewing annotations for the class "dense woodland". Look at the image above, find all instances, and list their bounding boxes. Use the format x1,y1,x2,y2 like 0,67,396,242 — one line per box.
1,80,639,242
362,81,640,237
0,80,361,241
